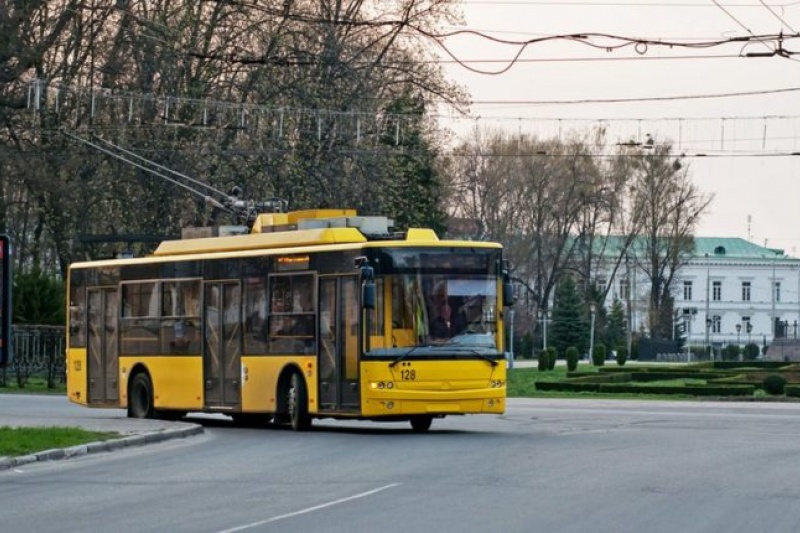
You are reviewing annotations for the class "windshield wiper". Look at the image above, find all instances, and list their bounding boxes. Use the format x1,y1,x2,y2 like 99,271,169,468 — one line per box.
469,350,499,367
388,346,426,368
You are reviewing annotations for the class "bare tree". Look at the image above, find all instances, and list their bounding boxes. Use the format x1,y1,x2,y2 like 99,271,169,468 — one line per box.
624,141,712,338
2,0,466,274
448,129,605,337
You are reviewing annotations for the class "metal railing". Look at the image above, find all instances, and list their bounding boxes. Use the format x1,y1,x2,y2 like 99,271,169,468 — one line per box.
0,325,66,389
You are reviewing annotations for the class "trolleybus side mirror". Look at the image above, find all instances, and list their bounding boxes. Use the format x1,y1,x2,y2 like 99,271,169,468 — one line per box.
503,278,515,307
501,259,516,308
362,278,376,310
355,256,376,310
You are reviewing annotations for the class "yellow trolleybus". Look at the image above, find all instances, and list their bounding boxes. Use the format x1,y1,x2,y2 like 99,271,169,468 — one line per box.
66,209,512,431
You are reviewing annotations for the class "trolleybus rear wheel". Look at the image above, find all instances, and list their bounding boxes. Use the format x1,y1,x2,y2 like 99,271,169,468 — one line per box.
128,373,155,419
410,415,433,432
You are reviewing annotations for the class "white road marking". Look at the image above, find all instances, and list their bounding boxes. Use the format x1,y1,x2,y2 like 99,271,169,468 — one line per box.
216,483,401,533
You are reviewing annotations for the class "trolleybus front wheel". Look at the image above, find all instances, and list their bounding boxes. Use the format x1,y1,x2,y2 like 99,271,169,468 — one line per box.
288,373,311,431
410,415,433,432
128,372,155,419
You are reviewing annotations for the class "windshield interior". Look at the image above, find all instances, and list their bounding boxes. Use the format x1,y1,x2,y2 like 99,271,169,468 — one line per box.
389,274,498,349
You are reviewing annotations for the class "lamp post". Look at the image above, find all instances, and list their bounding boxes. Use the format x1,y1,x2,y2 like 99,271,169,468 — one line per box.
539,309,549,352
736,323,742,362
589,303,596,364
705,253,711,361
508,307,515,369
772,251,778,341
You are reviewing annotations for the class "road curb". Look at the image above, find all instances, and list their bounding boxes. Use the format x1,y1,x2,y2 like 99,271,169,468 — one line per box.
0,424,204,471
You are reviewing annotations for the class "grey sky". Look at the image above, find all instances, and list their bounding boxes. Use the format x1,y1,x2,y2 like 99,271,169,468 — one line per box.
436,1,800,254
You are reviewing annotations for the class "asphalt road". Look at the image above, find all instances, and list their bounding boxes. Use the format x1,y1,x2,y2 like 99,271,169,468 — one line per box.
3,395,800,533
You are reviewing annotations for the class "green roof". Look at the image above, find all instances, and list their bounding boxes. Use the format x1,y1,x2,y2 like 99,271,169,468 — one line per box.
586,235,791,260
693,237,786,259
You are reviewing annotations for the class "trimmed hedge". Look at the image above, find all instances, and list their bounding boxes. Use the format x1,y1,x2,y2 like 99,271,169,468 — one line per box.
785,385,800,398
535,381,755,396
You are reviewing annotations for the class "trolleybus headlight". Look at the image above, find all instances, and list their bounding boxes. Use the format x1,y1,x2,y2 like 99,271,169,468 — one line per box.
371,381,386,389
386,382,394,389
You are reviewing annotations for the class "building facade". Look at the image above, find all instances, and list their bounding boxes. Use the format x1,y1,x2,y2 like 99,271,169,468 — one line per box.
599,238,800,352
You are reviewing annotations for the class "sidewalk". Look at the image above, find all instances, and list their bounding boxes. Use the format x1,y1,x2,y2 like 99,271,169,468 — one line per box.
0,394,203,471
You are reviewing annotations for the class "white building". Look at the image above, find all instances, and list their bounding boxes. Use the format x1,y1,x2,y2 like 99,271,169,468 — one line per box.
599,237,800,351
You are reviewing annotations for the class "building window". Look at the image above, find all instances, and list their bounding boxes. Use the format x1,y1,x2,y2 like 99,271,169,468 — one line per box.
741,281,751,302
712,281,721,302
742,316,751,335
775,281,781,303
596,278,607,296
683,281,693,300
620,279,630,301
712,315,721,334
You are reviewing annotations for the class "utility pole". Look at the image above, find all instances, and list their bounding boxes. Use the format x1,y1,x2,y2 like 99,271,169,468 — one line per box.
705,253,711,361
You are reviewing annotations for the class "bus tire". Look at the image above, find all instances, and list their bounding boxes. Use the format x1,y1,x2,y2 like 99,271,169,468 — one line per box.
232,413,271,428
288,373,311,431
410,416,433,432
128,372,155,419
157,410,186,421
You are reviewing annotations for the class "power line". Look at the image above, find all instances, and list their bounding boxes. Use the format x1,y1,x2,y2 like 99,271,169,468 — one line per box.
709,0,800,60
759,0,799,32
461,1,800,5
460,86,800,105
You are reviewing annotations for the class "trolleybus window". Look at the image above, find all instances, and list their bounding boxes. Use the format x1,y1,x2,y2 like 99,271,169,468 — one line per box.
244,276,268,353
121,282,160,354
268,274,315,354
69,284,87,348
161,280,200,354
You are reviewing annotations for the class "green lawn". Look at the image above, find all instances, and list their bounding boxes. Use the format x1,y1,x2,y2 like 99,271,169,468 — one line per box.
508,365,696,400
0,377,66,394
0,426,118,457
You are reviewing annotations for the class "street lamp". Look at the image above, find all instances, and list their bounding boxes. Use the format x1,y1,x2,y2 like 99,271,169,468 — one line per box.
589,303,596,364
736,323,742,362
706,316,712,361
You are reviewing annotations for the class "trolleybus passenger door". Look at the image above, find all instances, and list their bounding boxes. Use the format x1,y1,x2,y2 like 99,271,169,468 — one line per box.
86,287,119,404
203,281,242,410
318,276,360,411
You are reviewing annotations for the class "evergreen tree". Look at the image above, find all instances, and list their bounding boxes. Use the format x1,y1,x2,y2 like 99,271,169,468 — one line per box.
380,92,447,234
605,299,627,351
13,268,65,325
550,276,587,357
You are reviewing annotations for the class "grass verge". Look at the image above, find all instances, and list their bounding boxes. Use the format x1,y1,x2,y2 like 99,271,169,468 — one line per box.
0,426,118,457
508,365,695,400
0,377,66,394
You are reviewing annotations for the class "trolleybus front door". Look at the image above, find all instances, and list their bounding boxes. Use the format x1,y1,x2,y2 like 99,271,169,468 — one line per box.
318,276,360,411
87,287,119,404
203,281,242,410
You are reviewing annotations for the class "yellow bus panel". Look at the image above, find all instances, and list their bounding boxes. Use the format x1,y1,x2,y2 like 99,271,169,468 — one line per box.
241,356,319,414
119,356,204,411
359,360,506,417
66,348,88,406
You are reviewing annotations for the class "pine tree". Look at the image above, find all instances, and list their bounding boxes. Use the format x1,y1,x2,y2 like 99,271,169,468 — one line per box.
550,276,587,357
13,268,65,325
605,299,627,351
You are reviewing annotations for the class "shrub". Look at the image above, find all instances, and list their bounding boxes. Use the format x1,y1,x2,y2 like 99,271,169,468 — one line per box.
547,346,558,371
743,343,760,362
565,346,579,371
616,345,628,367
592,343,606,367
762,374,787,396
723,344,740,361
537,349,548,371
